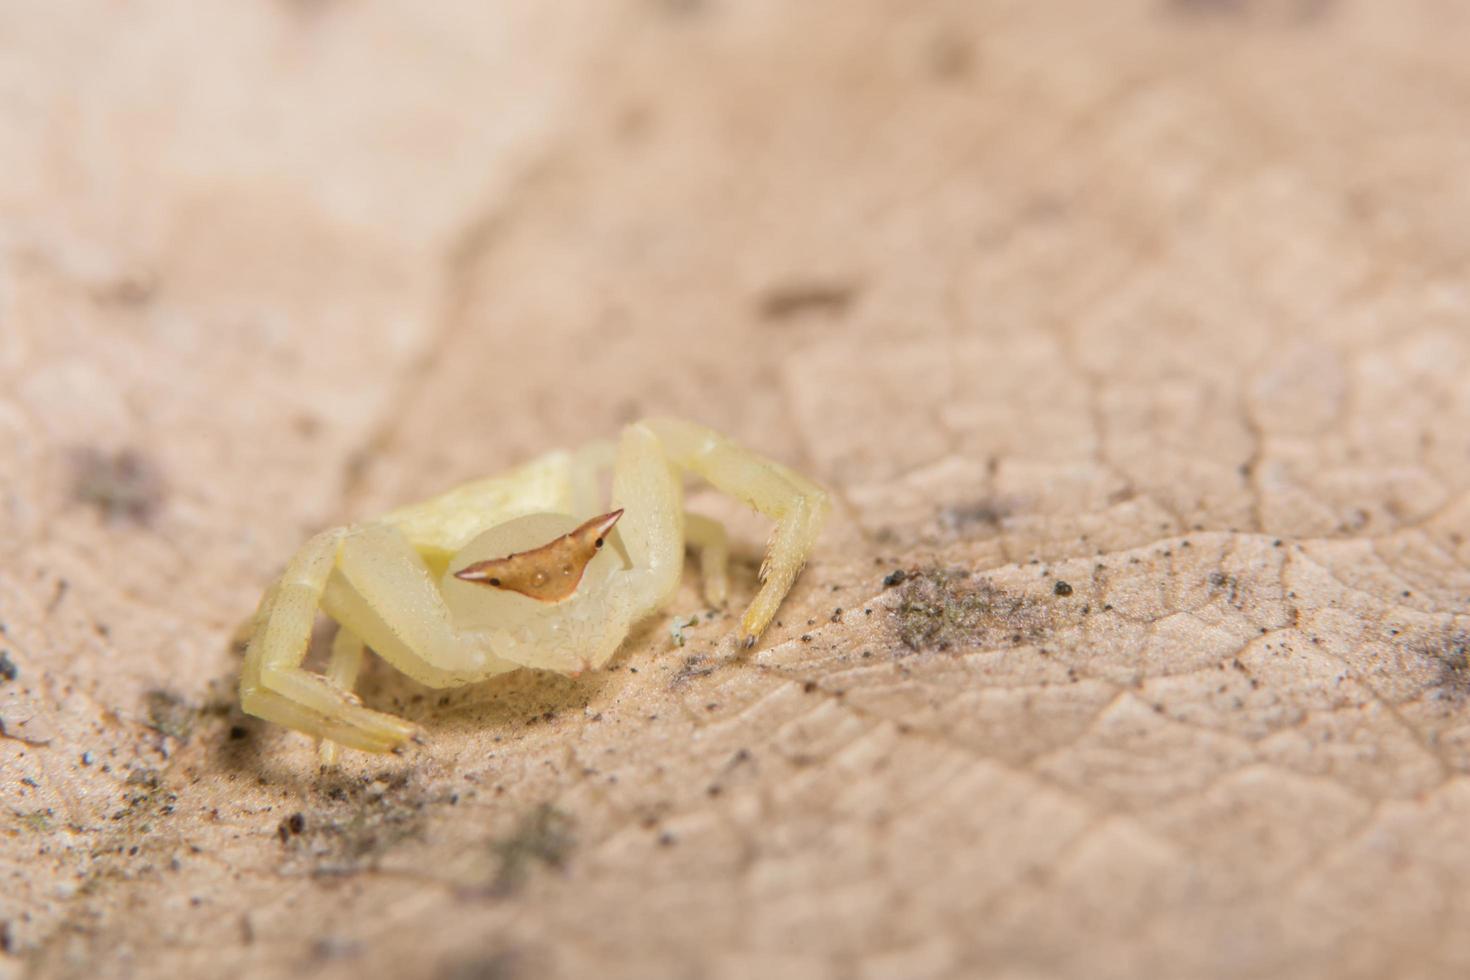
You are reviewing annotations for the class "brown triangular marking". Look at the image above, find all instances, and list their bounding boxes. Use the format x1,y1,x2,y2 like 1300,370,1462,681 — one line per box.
453,510,623,602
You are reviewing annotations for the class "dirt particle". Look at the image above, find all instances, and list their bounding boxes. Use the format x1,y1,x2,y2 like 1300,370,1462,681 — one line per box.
69,446,166,525
671,654,715,687
757,281,857,321
46,578,69,613
0,652,15,684
882,568,909,588
670,614,699,648
1053,580,1073,597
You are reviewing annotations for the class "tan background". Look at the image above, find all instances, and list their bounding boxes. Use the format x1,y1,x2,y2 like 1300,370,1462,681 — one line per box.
4,1,1470,978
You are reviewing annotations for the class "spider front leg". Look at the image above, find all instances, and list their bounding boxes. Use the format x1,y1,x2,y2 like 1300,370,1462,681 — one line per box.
567,430,727,609
644,418,828,645
607,423,687,624
240,529,419,753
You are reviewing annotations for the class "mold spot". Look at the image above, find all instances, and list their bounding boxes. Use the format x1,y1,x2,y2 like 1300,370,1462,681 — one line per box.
283,769,448,874
1207,571,1243,606
927,33,974,80
893,567,1051,653
1163,0,1336,24
16,809,52,833
1422,630,1470,703
489,804,575,897
657,0,711,19
438,950,527,980
79,766,179,886
143,689,195,742
69,447,166,525
311,936,363,962
937,500,1009,536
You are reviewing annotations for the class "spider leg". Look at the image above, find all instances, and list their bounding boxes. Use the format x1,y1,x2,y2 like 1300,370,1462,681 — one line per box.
568,438,617,518
323,523,524,682
240,529,419,753
684,513,729,606
643,418,828,645
607,423,687,624
318,628,366,766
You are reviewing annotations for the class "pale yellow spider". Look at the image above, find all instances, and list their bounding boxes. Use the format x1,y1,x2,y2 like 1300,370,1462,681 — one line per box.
239,418,828,758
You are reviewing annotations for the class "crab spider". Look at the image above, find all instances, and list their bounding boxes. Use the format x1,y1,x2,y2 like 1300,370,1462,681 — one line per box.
239,418,829,758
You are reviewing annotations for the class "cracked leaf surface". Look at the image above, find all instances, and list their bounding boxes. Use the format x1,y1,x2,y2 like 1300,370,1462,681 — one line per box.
4,1,1470,978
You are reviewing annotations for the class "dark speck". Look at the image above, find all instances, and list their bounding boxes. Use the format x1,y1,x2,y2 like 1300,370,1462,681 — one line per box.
757,281,856,321
882,569,908,588
1053,581,1073,597
0,651,16,684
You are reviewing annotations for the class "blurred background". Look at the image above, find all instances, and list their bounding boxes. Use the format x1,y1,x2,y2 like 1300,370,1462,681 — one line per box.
3,1,1470,978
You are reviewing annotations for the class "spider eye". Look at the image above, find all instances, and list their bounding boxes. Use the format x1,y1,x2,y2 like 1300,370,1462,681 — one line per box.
488,577,501,586
594,538,604,548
